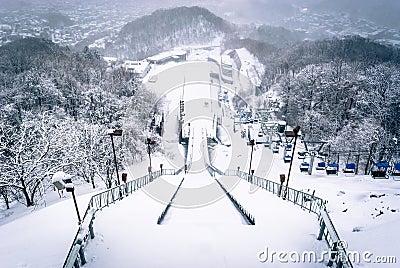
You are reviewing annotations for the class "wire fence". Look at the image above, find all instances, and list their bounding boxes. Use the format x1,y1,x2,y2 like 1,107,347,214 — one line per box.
63,169,175,268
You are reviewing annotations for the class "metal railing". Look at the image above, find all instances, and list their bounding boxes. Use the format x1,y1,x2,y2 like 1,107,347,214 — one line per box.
63,169,175,268
223,169,353,268
214,177,255,225
318,208,354,268
157,177,185,224
233,170,325,214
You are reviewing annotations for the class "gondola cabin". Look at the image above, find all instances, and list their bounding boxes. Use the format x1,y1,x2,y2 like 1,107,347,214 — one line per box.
284,155,292,163
371,162,390,179
300,162,310,172
391,163,400,180
316,162,326,171
326,163,339,175
343,163,356,176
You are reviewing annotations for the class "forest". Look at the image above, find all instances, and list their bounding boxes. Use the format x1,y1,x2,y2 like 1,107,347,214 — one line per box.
262,36,399,155
0,38,157,208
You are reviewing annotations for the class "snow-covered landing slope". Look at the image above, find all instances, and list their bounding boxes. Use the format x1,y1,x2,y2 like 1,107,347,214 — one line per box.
83,174,325,268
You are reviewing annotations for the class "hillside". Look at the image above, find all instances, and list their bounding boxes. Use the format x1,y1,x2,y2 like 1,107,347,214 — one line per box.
223,34,400,153
266,36,400,153
0,37,156,208
105,6,304,60
107,6,234,59
280,36,400,71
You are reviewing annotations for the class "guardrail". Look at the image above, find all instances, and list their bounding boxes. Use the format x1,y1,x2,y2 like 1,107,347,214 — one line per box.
224,169,353,268
157,177,185,224
174,166,185,175
214,177,255,225
318,208,354,268
63,169,175,268
233,170,325,214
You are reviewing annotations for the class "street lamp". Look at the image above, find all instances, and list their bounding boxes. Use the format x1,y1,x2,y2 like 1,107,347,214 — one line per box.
108,129,123,186
65,183,82,225
52,172,81,225
247,139,255,175
146,137,156,172
283,126,300,199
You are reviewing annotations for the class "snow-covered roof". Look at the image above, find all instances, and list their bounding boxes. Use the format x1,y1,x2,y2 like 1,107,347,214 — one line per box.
221,54,232,66
147,49,186,62
103,56,117,62
124,60,150,74
51,171,72,183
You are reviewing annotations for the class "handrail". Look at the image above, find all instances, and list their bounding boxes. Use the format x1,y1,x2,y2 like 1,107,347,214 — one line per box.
233,170,325,214
214,177,255,225
157,177,185,224
224,169,353,268
318,208,354,268
63,169,175,268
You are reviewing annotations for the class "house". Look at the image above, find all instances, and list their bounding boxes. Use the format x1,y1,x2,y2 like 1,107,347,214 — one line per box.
123,60,151,78
147,49,187,64
103,56,118,67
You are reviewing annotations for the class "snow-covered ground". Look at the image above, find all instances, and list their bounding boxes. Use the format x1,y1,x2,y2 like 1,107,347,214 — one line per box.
255,140,400,267
82,175,326,268
0,191,95,267
235,48,265,88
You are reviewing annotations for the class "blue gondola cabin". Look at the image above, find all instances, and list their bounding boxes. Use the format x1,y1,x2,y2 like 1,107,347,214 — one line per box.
343,163,356,176
300,162,310,172
371,162,390,179
326,163,339,175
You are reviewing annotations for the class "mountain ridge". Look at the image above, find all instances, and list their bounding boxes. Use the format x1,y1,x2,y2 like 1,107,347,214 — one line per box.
105,6,303,59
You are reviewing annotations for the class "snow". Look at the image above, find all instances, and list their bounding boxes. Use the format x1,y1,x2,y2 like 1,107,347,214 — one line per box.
82,175,325,268
79,59,324,267
51,171,72,184
258,139,400,267
147,49,187,62
234,48,265,87
1,57,400,268
123,60,150,75
217,125,232,146
0,192,94,268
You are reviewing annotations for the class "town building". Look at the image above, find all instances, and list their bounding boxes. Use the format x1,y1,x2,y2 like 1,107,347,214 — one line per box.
147,49,187,64
123,60,151,78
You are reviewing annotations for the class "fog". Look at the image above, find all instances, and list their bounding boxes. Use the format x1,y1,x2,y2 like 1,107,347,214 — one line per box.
0,0,399,29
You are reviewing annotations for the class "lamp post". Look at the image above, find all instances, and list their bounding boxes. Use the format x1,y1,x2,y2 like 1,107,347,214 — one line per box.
146,137,156,172
65,183,82,225
108,129,123,186
283,126,300,199
247,139,255,175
